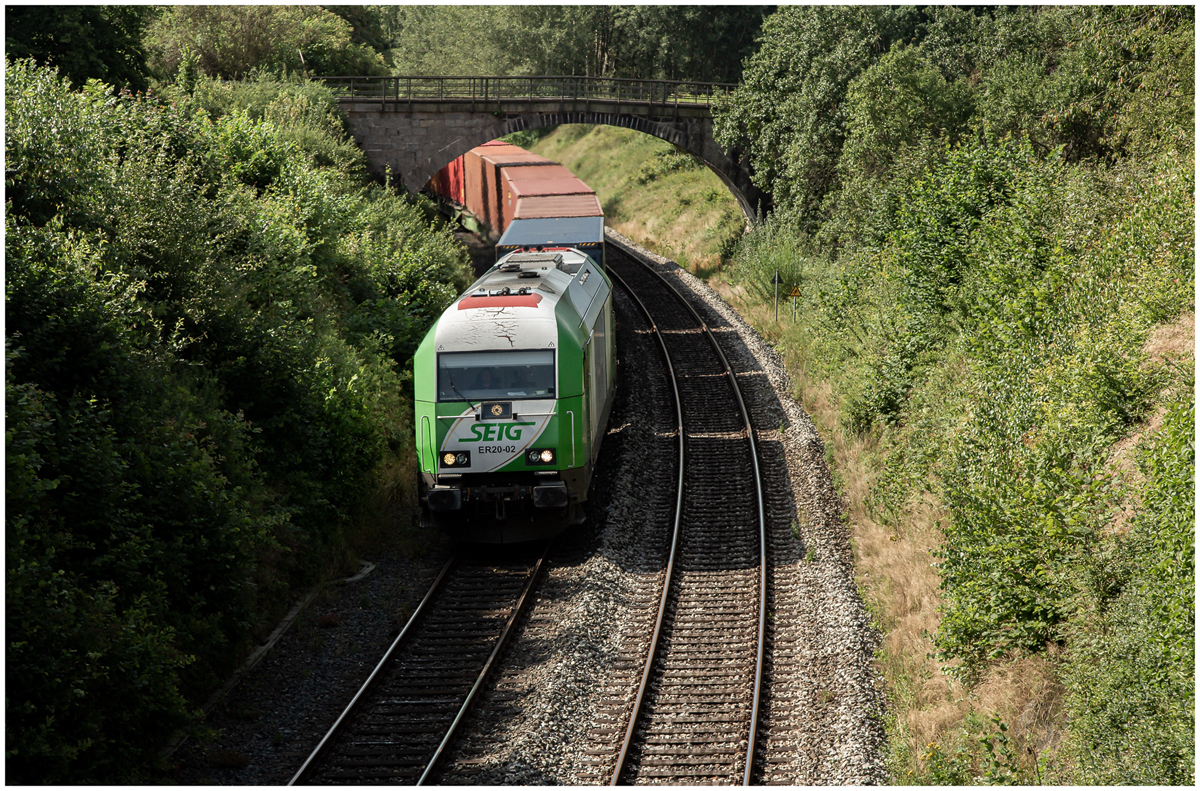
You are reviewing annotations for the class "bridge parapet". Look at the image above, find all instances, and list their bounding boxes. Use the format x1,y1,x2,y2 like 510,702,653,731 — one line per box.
325,75,733,115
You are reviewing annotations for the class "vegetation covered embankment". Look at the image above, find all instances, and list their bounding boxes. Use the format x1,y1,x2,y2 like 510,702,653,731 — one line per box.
5,60,472,783
707,6,1193,784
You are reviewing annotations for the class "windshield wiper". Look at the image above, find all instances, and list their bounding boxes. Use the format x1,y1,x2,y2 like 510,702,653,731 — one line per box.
445,371,480,415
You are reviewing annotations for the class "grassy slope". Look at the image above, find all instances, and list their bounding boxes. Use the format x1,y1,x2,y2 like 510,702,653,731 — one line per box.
525,124,745,276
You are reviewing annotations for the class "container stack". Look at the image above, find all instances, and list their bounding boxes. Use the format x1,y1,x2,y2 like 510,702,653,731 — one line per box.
427,140,605,266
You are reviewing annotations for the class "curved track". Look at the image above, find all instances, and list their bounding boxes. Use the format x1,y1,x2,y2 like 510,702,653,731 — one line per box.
592,249,768,785
289,545,548,785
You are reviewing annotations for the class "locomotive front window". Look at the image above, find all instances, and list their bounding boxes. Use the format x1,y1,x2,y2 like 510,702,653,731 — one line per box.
437,350,556,401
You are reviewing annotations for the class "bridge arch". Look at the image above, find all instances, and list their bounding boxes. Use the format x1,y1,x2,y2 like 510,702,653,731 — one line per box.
331,76,770,223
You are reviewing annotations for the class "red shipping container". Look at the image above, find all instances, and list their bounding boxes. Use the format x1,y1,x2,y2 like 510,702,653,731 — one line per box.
437,141,597,237
475,148,555,235
428,154,465,205
504,166,592,198
460,147,494,231
513,194,603,220
499,165,591,230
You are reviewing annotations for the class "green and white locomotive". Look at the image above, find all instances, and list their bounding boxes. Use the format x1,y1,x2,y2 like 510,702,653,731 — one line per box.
413,248,615,542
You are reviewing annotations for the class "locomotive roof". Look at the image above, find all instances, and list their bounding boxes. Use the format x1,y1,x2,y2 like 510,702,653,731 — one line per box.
432,248,605,354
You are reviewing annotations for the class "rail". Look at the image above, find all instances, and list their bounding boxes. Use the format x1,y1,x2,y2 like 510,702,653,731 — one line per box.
288,545,550,785
603,265,686,786
323,75,734,109
288,557,456,785
605,248,767,785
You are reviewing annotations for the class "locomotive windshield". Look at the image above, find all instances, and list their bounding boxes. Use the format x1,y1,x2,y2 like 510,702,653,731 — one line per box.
437,350,556,401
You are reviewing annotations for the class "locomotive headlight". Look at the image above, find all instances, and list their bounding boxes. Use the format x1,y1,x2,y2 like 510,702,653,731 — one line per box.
440,450,470,468
526,448,556,466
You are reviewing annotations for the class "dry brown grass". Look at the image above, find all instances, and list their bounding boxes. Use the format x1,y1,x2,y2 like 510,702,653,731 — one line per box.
1142,309,1194,365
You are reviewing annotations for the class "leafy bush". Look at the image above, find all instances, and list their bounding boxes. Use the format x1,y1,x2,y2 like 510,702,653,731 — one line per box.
179,71,366,173
635,147,703,184
500,128,553,150
5,58,470,782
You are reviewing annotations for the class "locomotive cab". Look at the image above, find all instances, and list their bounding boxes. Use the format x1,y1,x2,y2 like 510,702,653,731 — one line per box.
413,248,615,543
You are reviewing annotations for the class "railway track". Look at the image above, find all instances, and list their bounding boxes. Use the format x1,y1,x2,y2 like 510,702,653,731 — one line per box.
288,544,549,785
585,249,768,785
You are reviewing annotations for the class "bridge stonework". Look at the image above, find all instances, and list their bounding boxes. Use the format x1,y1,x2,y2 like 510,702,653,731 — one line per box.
340,105,769,223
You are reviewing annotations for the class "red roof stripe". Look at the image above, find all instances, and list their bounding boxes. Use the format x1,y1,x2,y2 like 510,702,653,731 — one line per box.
458,294,543,310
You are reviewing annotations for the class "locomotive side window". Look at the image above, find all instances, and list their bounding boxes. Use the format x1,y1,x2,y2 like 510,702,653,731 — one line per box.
437,350,556,401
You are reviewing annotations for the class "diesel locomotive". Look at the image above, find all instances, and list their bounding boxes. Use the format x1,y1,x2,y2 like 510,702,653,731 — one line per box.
412,247,615,542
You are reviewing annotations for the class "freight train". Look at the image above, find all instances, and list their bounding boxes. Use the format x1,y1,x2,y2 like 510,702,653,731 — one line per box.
414,142,615,542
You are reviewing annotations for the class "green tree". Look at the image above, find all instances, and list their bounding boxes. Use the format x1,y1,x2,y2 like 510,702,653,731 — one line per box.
830,42,974,246
381,5,769,81
4,5,154,90
714,6,922,230
563,6,771,83
6,57,470,782
1070,5,1196,158
382,6,527,76
325,5,393,56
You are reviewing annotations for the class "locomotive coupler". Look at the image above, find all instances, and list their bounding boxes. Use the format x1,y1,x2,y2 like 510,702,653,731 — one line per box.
477,483,522,521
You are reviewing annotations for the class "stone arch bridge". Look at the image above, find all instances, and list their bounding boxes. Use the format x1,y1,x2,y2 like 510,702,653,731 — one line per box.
328,76,769,222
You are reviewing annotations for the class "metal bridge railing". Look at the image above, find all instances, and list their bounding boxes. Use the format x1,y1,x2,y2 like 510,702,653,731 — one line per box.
322,75,735,109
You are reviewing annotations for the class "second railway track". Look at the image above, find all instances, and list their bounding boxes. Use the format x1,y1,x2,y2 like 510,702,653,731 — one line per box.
585,248,768,785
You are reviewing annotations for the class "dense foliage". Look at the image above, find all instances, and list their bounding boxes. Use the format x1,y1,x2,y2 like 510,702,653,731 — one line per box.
717,6,1194,243
718,5,1193,783
5,59,471,783
145,6,387,80
378,5,770,83
134,5,768,85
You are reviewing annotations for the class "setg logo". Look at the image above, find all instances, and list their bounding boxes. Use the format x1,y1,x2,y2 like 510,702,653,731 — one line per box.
460,421,536,443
